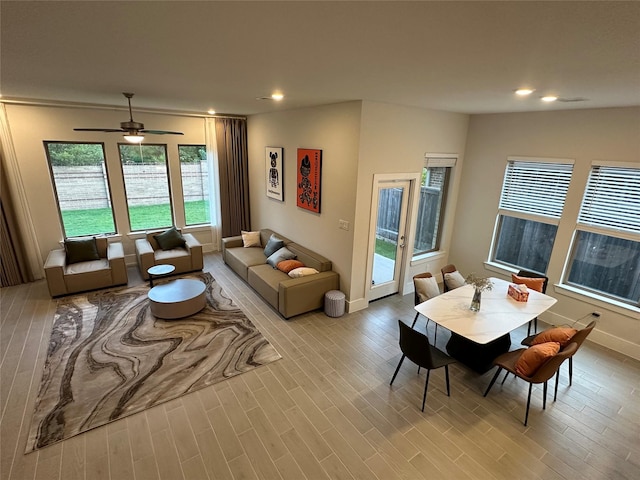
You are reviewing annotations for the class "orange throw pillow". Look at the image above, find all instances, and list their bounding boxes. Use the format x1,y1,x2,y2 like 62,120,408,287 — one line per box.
511,274,545,292
515,342,560,377
277,259,304,273
531,327,578,347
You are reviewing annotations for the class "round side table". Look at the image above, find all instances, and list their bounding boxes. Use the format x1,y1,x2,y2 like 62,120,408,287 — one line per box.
147,264,176,287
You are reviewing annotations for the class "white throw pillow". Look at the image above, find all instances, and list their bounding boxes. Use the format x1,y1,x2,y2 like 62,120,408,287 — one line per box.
444,270,466,289
288,267,319,278
241,230,261,248
414,276,440,302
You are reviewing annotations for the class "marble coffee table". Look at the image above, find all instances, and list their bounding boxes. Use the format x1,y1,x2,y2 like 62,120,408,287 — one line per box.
148,279,207,319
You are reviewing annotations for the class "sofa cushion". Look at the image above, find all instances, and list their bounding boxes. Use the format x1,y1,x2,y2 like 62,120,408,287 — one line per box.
287,244,332,272
64,237,100,264
264,234,285,257
154,227,186,250
289,267,319,278
248,264,285,308
242,230,261,248
266,247,296,268
277,259,305,273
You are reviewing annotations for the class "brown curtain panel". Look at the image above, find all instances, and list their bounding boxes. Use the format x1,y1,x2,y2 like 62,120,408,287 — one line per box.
215,117,250,238
1,154,32,286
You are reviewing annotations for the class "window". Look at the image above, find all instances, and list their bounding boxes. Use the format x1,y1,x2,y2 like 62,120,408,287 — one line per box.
490,157,574,273
44,141,116,238
119,144,173,231
412,156,455,257
565,165,640,306
178,145,210,225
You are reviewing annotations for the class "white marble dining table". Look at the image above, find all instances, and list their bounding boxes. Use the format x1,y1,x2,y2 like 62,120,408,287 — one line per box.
414,277,557,344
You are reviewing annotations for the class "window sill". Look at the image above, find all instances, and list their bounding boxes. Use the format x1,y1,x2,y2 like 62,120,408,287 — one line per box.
553,284,640,318
483,261,518,277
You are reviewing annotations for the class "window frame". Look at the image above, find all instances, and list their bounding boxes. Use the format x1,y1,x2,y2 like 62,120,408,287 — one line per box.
489,156,574,274
411,155,456,259
43,140,117,238
178,144,210,226
561,162,640,307
118,142,174,232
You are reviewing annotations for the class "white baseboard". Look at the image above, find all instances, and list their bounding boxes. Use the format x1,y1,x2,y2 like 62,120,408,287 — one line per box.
346,297,368,314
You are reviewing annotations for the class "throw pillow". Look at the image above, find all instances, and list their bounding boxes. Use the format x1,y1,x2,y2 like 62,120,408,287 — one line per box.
444,270,466,290
241,230,261,248
64,237,100,265
512,274,546,293
277,259,305,273
531,327,578,347
414,276,440,302
515,342,560,377
288,267,319,278
154,227,186,250
263,234,285,258
266,246,296,268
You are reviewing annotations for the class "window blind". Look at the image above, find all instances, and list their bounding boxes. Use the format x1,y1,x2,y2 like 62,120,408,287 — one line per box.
578,165,640,234
499,160,573,218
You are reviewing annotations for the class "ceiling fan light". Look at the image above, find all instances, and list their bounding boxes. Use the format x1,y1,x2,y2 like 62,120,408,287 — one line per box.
124,134,144,143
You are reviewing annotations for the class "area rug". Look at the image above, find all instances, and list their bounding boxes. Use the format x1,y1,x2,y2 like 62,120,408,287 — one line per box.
26,272,281,452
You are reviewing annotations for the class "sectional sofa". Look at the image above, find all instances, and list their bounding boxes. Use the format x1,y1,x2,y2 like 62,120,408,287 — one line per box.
222,229,340,318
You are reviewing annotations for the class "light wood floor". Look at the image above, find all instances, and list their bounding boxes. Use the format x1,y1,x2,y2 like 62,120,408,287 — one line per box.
2,253,639,480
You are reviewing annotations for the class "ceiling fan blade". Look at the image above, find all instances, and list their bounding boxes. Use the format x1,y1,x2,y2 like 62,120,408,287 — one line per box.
139,130,184,135
74,128,127,132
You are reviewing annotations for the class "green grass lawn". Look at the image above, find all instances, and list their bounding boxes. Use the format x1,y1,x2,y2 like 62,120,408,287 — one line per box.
62,201,210,237
375,238,397,260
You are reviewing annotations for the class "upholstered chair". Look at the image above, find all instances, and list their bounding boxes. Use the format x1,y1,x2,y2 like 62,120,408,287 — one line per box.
135,227,203,280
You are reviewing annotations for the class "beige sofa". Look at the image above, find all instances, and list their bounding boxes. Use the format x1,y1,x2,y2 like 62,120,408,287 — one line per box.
135,229,203,280
222,229,340,318
44,237,128,297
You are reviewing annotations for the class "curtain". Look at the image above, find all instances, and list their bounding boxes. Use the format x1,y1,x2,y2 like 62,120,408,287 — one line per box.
1,154,32,286
215,117,250,237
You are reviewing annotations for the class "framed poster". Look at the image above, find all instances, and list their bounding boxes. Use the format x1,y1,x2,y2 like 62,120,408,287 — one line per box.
265,147,284,201
296,148,322,213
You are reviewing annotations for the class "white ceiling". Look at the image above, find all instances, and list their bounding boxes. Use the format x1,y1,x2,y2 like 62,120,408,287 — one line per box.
2,1,639,116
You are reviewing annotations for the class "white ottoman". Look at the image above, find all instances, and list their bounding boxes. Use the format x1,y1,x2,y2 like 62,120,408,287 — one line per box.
324,290,346,317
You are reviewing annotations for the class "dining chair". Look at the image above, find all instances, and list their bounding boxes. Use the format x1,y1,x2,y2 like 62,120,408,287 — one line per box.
390,320,456,412
411,273,440,343
483,342,578,426
521,320,596,386
513,269,549,335
441,263,458,292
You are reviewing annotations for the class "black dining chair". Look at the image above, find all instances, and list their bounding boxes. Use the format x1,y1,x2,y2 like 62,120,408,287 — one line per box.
390,320,456,412
514,269,549,336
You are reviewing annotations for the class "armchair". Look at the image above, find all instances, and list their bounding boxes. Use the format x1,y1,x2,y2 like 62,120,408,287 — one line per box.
135,228,203,280
44,237,128,297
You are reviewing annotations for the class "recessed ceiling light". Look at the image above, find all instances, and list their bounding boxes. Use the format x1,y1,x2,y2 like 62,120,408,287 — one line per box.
271,92,284,101
515,88,535,96
207,109,216,115
541,96,558,102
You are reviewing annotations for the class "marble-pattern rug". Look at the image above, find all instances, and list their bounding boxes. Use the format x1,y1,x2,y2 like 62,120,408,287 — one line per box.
26,272,281,452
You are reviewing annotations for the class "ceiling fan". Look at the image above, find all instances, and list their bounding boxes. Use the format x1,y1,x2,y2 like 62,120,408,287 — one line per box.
74,92,184,143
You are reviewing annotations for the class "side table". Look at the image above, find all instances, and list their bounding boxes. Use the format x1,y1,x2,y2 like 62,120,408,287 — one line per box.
147,264,176,287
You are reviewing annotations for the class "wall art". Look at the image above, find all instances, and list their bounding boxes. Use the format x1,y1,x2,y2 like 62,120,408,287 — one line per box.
296,148,322,213
265,147,284,201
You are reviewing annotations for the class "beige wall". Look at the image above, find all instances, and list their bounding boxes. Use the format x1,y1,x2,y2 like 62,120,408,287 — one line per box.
452,107,640,359
3,104,213,273
248,101,469,310
247,102,362,297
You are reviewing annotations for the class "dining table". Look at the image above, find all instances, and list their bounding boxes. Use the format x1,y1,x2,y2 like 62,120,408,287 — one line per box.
414,277,557,373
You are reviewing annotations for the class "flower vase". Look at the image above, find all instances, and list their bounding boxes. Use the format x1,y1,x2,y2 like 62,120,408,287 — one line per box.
470,287,482,312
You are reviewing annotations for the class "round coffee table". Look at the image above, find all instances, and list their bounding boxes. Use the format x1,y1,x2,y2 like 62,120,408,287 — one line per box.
147,264,176,287
148,279,207,319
